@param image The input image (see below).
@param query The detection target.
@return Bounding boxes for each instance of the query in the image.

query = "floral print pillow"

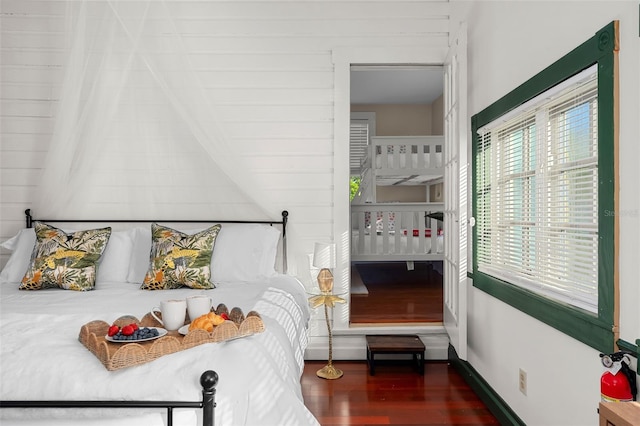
[141,223,221,290]
[20,222,112,291]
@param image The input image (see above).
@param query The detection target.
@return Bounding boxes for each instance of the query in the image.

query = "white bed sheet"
[0,276,319,426]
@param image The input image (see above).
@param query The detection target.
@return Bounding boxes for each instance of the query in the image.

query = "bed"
[351,135,445,263]
[0,210,320,426]
[351,204,443,262]
[366,135,444,181]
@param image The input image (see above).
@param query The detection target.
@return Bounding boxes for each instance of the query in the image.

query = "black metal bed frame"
[0,209,290,425]
[22,209,289,273]
[1,371,218,426]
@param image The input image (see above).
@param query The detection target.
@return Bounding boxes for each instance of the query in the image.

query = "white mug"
[187,295,212,322]
[151,299,186,331]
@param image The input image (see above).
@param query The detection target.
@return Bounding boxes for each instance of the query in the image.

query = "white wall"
[459,1,640,425]
[0,0,452,354]
[2,1,638,425]
[0,0,450,278]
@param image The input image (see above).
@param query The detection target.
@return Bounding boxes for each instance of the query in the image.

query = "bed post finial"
[25,209,33,228]
[281,210,288,233]
[281,211,289,274]
[201,370,218,426]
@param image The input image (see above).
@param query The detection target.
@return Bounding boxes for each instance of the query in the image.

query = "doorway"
[349,65,445,325]
[350,261,443,323]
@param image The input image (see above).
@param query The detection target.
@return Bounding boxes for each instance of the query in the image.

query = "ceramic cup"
[187,295,213,322]
[150,299,187,331]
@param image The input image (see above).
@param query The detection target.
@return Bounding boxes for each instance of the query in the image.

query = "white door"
[443,23,468,360]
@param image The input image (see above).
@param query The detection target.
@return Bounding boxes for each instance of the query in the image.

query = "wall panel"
[0,0,450,280]
[463,2,640,426]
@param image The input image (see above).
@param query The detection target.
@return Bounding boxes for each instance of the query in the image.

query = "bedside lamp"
[313,242,336,293]
[309,242,344,380]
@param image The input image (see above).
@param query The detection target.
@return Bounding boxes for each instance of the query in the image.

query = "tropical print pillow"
[20,222,112,291]
[141,223,221,290]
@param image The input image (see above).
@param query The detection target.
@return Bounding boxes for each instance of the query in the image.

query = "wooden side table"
[599,401,640,426]
[366,334,425,375]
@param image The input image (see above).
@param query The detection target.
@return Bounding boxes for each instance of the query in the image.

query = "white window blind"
[476,65,599,313]
[350,119,369,175]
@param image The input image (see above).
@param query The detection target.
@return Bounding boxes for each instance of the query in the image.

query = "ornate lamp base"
[309,289,345,380]
[316,364,343,380]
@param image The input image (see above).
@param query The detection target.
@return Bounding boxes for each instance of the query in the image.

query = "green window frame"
[471,22,618,353]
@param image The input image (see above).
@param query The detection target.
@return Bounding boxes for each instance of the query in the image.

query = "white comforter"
[0,276,319,426]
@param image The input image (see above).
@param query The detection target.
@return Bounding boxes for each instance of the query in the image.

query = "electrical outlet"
[519,368,527,395]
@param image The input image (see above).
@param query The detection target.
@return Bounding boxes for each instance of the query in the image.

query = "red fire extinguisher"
[600,351,637,402]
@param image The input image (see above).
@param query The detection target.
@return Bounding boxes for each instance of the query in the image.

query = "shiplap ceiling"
[351,65,444,105]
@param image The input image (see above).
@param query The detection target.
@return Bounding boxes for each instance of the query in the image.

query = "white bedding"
[0,276,319,426]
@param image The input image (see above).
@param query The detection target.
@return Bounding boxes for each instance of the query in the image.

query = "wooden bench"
[366,335,425,375]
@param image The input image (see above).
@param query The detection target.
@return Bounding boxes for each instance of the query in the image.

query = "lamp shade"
[313,242,336,269]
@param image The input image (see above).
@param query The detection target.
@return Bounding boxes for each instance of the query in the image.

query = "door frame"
[443,22,469,360]
[331,45,449,332]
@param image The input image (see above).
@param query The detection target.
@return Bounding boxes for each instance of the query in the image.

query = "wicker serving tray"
[78,304,265,371]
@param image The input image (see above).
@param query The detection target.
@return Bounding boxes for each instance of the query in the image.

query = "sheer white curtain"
[35,0,270,220]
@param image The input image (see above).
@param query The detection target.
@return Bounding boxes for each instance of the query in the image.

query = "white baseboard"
[305,330,450,361]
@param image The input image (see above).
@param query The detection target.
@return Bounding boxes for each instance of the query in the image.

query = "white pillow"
[211,224,281,282]
[126,227,152,283]
[126,224,282,284]
[0,228,36,283]
[96,229,135,284]
[0,227,135,285]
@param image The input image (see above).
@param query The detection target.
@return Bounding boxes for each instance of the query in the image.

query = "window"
[476,66,598,312]
[350,112,376,175]
[350,120,369,174]
[471,22,618,352]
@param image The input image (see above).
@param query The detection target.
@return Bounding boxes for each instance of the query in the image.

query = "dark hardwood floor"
[302,360,499,425]
[305,262,495,425]
[350,262,443,324]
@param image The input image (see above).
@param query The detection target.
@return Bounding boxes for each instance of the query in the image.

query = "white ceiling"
[350,66,444,105]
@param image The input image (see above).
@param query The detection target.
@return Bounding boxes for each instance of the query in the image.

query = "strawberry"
[108,325,120,337]
[129,323,139,331]
[121,325,135,336]
[220,312,229,321]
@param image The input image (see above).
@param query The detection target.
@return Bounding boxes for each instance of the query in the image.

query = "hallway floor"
[350,262,443,324]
